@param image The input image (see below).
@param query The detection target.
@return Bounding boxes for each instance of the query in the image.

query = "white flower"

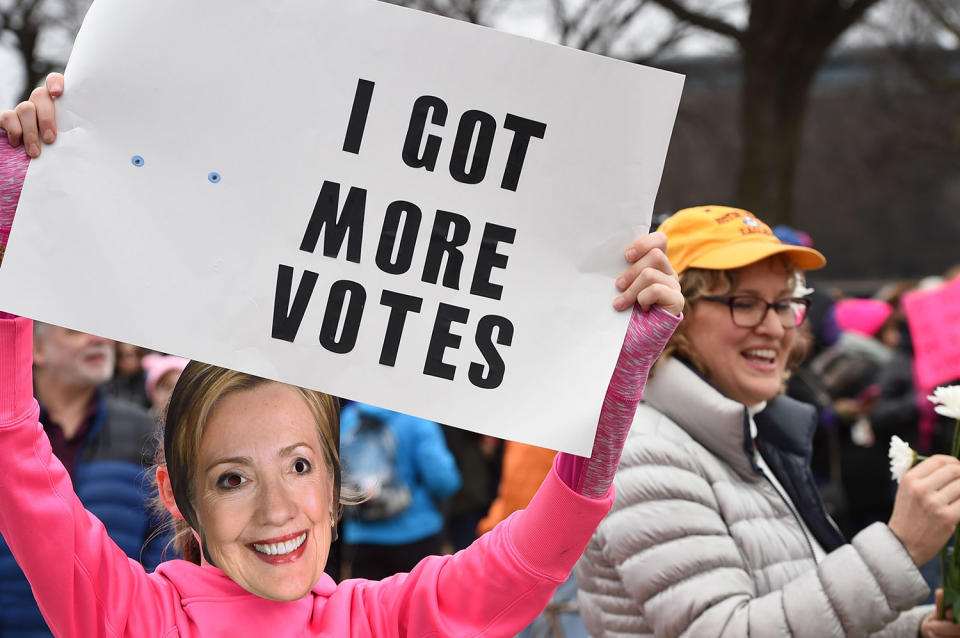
[888,435,916,482]
[928,385,960,420]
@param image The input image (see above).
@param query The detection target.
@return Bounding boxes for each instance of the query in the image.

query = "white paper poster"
[0,0,683,455]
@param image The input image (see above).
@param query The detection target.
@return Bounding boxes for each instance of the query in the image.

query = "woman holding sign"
[0,77,682,637]
[575,205,960,637]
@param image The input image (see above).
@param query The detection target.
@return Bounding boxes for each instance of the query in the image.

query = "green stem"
[952,418,960,459]
[948,419,960,621]
[943,546,949,619]
[954,527,960,584]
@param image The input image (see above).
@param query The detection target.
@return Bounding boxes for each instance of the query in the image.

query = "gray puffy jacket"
[575,357,931,637]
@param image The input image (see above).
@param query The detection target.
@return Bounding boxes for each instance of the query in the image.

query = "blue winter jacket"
[341,403,461,546]
[0,392,168,638]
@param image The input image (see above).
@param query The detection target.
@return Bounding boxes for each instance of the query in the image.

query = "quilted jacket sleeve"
[576,413,930,638]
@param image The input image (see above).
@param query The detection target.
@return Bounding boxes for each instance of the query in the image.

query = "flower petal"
[888,435,915,482]
[933,404,960,420]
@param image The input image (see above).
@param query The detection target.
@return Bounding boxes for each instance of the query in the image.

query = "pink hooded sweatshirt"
[0,134,680,637]
[0,315,613,637]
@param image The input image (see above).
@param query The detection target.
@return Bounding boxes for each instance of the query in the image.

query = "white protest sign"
[0,0,682,455]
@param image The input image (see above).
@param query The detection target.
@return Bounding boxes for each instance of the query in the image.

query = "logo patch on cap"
[739,216,772,236]
[713,211,742,224]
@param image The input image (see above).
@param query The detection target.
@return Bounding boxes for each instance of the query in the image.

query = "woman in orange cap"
[576,206,960,637]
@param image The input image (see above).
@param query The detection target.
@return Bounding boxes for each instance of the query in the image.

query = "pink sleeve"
[351,307,674,633]
[0,129,29,253]
[0,317,175,637]
[0,316,35,423]
[355,465,614,636]
[556,305,681,498]
[0,130,29,321]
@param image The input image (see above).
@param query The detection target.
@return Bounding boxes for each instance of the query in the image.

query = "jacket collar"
[645,358,843,551]
[754,397,817,459]
[644,357,760,481]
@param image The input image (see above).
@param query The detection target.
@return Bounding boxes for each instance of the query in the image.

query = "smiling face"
[193,382,333,601]
[684,258,796,406]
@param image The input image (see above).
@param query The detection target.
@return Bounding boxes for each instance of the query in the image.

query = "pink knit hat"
[142,353,190,402]
[0,131,30,251]
[833,298,893,337]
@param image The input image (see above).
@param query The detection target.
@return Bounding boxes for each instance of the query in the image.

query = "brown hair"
[659,257,811,384]
[154,362,342,564]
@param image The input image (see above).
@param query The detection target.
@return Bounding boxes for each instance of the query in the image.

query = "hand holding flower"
[887,455,960,566]
[890,385,960,623]
[921,590,960,637]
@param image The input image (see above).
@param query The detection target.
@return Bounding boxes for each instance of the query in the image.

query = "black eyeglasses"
[700,295,811,329]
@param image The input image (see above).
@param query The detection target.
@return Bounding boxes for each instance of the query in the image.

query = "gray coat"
[575,357,931,637]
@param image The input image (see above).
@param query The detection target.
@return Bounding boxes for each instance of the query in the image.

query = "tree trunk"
[736,45,820,226]
[15,21,41,104]
[731,0,883,227]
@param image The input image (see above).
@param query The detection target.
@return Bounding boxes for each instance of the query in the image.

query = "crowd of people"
[2,74,960,638]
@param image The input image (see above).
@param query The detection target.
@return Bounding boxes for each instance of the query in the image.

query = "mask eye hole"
[131,155,145,167]
[208,172,221,184]
[216,472,247,490]
[294,458,311,474]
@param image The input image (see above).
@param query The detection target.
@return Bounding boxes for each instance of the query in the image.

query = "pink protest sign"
[903,276,960,390]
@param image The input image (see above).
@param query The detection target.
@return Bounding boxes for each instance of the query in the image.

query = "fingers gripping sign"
[1,73,64,157]
[1,73,61,270]
[613,231,683,317]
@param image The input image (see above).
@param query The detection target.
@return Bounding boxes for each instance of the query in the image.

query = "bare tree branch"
[0,0,91,104]
[648,0,746,43]
[823,0,886,45]
[630,18,690,64]
[548,0,571,43]
[577,0,646,53]
[914,0,960,40]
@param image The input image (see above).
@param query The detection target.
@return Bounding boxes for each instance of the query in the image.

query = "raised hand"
[614,231,682,316]
[1,72,64,158]
[556,232,683,497]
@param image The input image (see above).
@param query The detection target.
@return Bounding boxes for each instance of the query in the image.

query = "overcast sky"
[1,0,956,110]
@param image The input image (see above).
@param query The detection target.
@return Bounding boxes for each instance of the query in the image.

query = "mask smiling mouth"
[251,531,308,557]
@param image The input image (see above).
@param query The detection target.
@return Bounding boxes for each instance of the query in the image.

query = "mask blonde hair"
[153,362,343,564]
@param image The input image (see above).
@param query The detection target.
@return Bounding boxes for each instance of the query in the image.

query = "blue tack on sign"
[131,155,144,167]
[208,172,221,184]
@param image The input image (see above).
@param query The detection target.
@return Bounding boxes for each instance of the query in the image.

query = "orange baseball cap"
[657,205,826,274]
